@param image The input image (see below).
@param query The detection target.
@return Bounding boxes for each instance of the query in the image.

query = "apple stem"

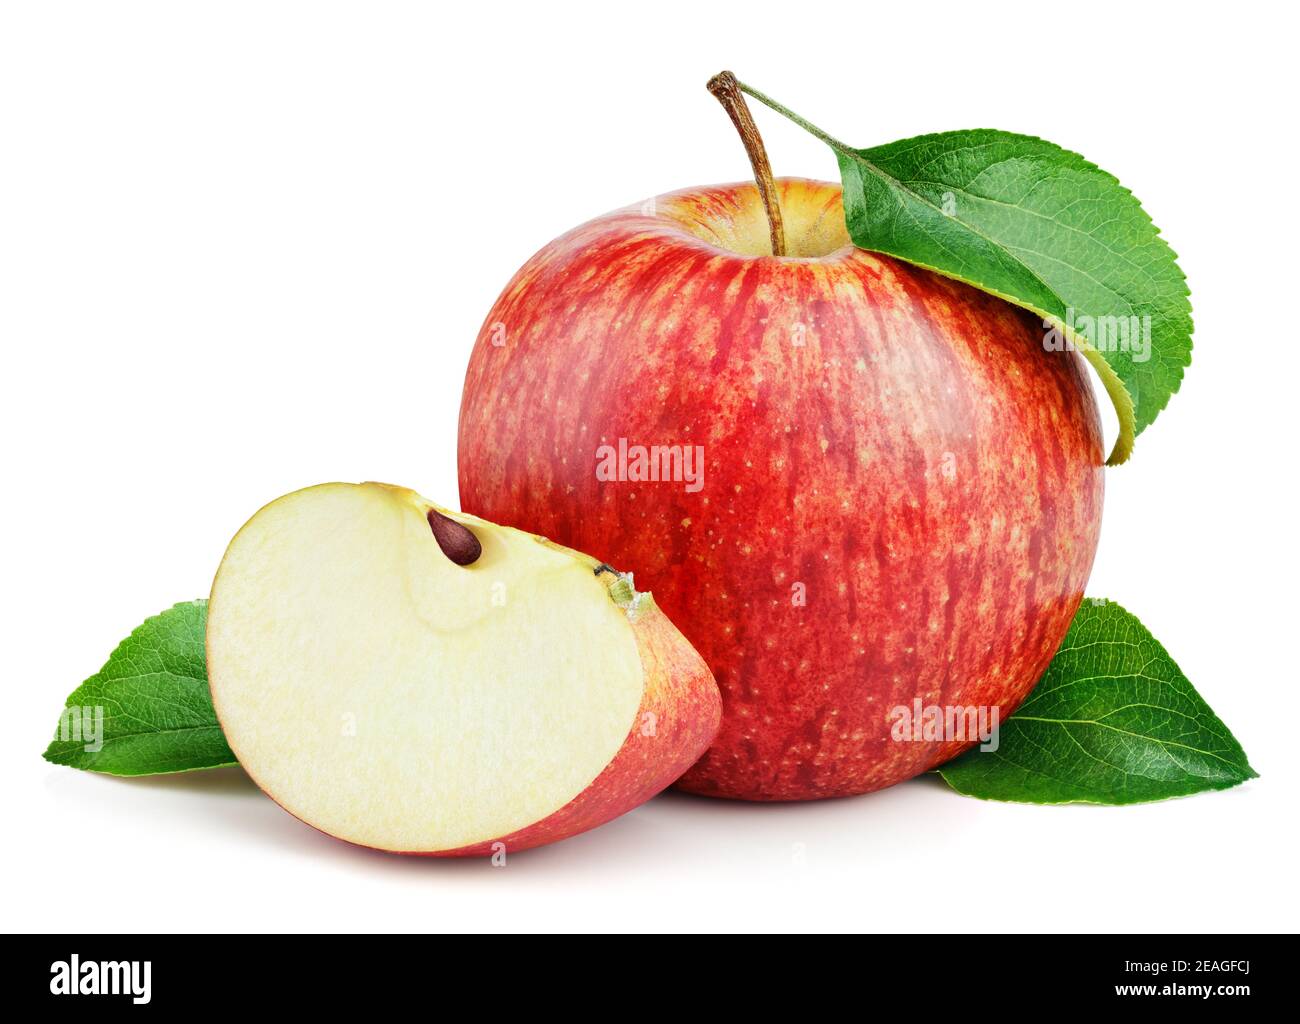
[707,71,787,258]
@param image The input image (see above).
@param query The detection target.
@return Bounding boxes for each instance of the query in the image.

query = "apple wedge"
[206,482,720,856]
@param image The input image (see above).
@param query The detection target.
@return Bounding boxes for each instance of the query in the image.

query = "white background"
[3,1,1296,933]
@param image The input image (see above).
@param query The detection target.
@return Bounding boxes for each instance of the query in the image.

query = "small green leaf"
[43,600,237,776]
[738,83,1193,465]
[937,600,1256,804]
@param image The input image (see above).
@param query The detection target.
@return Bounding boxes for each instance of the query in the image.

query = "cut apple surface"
[206,482,720,856]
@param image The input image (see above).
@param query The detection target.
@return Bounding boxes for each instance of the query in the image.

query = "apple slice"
[206,482,720,856]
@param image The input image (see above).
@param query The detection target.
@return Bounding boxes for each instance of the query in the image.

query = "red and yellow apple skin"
[458,178,1105,801]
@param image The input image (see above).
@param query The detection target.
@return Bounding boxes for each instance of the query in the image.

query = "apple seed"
[427,508,482,565]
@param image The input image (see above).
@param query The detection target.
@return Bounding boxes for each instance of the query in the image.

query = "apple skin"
[458,178,1104,801]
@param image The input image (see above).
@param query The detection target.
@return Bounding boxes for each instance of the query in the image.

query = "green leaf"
[43,600,237,776]
[937,600,1256,804]
[738,83,1193,466]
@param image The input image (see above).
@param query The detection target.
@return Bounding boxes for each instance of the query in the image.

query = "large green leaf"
[43,600,237,776]
[937,600,1256,804]
[739,83,1193,465]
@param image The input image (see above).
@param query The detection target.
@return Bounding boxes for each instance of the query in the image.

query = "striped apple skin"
[459,178,1104,801]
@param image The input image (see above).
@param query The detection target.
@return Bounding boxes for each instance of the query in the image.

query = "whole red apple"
[459,178,1104,801]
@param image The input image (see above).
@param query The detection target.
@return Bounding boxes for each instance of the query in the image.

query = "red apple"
[459,178,1104,801]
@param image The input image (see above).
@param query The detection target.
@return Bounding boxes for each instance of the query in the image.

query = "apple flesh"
[458,178,1105,801]
[206,482,720,854]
